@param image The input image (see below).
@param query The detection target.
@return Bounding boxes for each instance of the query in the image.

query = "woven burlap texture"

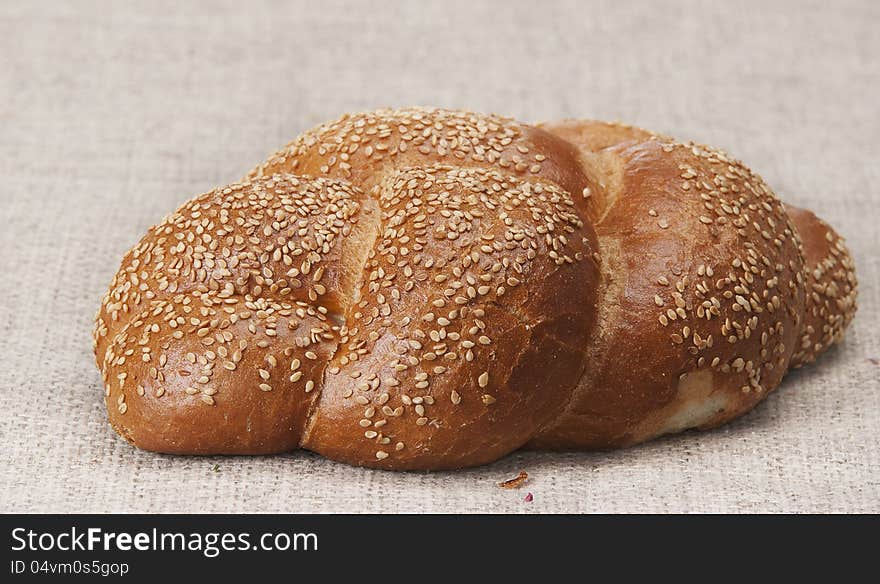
[1,0,877,513]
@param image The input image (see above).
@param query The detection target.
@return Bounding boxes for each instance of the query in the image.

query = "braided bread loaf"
[94,108,857,469]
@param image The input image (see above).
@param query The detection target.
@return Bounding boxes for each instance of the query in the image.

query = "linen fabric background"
[1,0,877,513]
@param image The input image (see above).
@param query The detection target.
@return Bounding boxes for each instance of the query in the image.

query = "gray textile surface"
[0,0,877,513]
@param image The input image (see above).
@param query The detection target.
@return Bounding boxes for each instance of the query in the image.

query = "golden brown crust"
[302,166,597,469]
[249,108,596,213]
[94,175,376,454]
[529,120,807,449]
[96,108,602,468]
[785,205,858,367]
[95,108,857,467]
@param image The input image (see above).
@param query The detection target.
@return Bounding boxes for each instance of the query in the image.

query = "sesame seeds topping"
[790,220,858,368]
[96,108,600,466]
[97,108,848,467]
[251,107,554,190]
[301,157,592,463]
[626,138,808,399]
[94,174,362,433]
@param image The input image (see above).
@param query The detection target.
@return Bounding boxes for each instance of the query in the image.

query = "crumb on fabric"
[499,470,529,489]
